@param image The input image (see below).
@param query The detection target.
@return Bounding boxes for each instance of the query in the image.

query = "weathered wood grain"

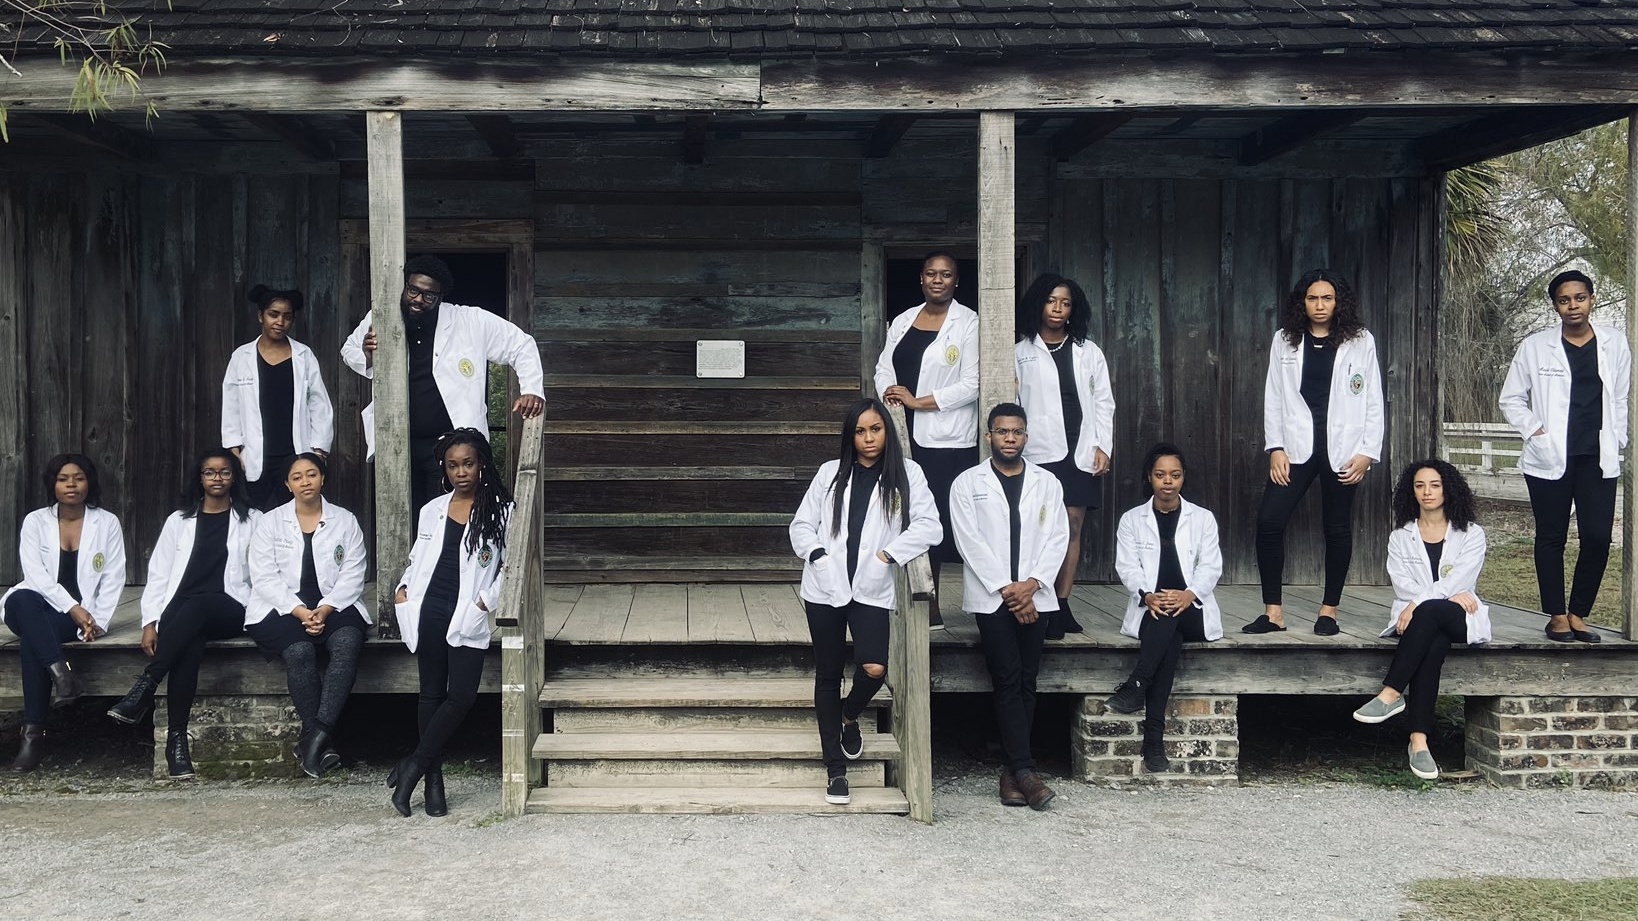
[0,178,25,582]
[544,479,807,515]
[366,112,410,635]
[977,113,1017,442]
[77,173,137,571]
[689,584,755,644]
[543,340,857,378]
[1626,111,1638,640]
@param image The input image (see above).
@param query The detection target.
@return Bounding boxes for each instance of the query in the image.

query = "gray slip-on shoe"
[1352,695,1406,724]
[1407,745,1440,781]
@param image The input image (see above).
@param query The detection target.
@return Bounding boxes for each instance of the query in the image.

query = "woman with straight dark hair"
[107,449,260,779]
[1103,443,1224,774]
[1246,268,1384,636]
[247,452,369,778]
[790,398,941,806]
[3,454,126,771]
[1499,269,1630,642]
[1353,460,1490,780]
[1014,272,1115,639]
[388,429,514,817]
[222,284,335,511]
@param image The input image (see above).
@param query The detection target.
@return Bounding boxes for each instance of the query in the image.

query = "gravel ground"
[3,770,1635,921]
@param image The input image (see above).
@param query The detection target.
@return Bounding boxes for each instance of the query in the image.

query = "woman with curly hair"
[1244,269,1384,636]
[1352,459,1490,780]
[1013,273,1115,639]
[388,429,514,817]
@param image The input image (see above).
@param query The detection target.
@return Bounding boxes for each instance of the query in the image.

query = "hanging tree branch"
[0,1,169,142]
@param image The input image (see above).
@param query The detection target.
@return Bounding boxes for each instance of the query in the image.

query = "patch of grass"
[472,809,507,828]
[1404,877,1638,921]
[1478,534,1622,628]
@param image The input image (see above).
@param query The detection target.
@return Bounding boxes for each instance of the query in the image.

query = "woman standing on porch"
[790,399,941,806]
[873,251,980,630]
[1352,460,1489,780]
[1103,443,1223,774]
[1498,270,1629,643]
[3,454,126,772]
[388,429,513,817]
[222,285,335,512]
[1014,273,1115,639]
[1245,269,1383,637]
[247,453,369,779]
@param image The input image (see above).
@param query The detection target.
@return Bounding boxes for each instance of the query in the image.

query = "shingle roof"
[54,1,1638,58]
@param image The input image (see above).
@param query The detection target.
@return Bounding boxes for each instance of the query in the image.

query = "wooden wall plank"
[1161,178,1227,534]
[1101,179,1165,526]
[77,173,138,573]
[25,176,82,484]
[0,176,26,582]
[977,113,1018,438]
[191,175,241,454]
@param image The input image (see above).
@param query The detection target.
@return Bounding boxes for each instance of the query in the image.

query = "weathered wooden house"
[3,2,1637,816]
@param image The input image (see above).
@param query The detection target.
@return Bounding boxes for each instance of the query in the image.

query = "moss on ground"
[1404,877,1638,921]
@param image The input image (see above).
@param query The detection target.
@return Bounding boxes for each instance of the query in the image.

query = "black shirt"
[422,516,467,618]
[1300,332,1336,431]
[1563,336,1602,459]
[1154,505,1187,593]
[175,510,230,599]
[845,462,884,583]
[893,326,938,440]
[257,353,296,459]
[59,549,82,604]
[995,463,1025,582]
[298,531,322,609]
[1425,539,1445,583]
[1048,340,1082,462]
[406,306,455,440]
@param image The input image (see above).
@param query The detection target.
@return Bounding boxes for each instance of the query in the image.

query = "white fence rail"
[1441,422,1523,476]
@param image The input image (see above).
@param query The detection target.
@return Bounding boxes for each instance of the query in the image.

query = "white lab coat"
[139,508,261,629]
[872,302,980,449]
[1015,336,1116,472]
[1113,498,1225,641]
[220,338,335,482]
[1381,521,1491,645]
[247,499,369,626]
[1498,323,1631,480]
[789,459,943,610]
[342,302,545,455]
[2,506,126,636]
[394,493,510,653]
[949,460,1068,614]
[1263,330,1385,469]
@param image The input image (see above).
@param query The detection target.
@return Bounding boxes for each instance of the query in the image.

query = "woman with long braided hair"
[387,428,513,817]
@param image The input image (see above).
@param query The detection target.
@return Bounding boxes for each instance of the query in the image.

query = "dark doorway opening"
[884,255,981,322]
[421,250,512,466]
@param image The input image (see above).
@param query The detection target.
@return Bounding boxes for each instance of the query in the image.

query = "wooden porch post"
[1623,109,1638,641]
[366,111,410,635]
[977,112,1017,456]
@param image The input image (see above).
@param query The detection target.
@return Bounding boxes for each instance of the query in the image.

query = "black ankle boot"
[11,724,44,772]
[166,730,196,779]
[1057,599,1085,634]
[108,674,160,725]
[1142,720,1171,774]
[423,764,448,817]
[388,756,427,817]
[300,727,337,779]
[47,660,83,707]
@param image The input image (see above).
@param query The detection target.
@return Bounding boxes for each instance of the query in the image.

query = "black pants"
[1525,455,1617,617]
[145,593,245,732]
[2,590,80,724]
[976,606,1047,774]
[413,607,486,765]
[1257,439,1358,606]
[410,435,447,514]
[246,453,296,512]
[1130,606,1208,730]
[281,625,364,731]
[805,600,891,776]
[1382,599,1468,736]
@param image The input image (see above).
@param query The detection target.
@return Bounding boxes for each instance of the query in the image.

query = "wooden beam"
[242,112,335,161]
[465,113,524,159]
[1421,105,1631,171]
[23,113,152,161]
[1239,111,1364,166]
[860,243,885,397]
[977,112,1016,457]
[863,114,918,159]
[681,114,708,164]
[1049,113,1135,161]
[366,111,409,638]
[1624,108,1638,642]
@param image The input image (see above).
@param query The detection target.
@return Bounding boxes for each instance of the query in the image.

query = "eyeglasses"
[404,285,443,306]
[201,469,234,480]
[989,428,1027,438]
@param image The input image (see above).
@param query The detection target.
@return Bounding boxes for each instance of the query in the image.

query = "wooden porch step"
[532,730,901,761]
[541,677,888,709]
[524,785,910,815]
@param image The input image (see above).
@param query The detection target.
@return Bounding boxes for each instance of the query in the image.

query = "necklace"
[1044,336,1069,353]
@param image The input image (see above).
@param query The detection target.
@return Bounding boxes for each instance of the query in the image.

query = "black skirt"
[910,443,979,565]
[1040,457,1101,509]
[246,605,371,658]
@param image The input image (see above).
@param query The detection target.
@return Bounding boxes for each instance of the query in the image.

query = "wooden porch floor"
[544,577,1634,650]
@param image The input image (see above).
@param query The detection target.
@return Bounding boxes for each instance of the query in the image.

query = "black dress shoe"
[1055,599,1085,634]
[1314,616,1340,637]
[424,765,449,817]
[1572,628,1602,644]
[11,724,44,772]
[389,756,427,817]
[1545,623,1576,642]
[1242,615,1287,634]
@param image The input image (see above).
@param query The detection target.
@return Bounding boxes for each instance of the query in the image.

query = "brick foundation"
[1072,695,1239,785]
[1465,696,1638,790]
[153,694,302,780]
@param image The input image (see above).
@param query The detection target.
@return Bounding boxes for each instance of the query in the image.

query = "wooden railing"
[884,403,934,823]
[1441,422,1523,476]
[495,412,547,817]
